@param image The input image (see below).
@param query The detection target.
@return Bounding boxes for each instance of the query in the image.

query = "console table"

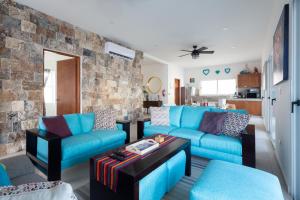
[143,100,162,114]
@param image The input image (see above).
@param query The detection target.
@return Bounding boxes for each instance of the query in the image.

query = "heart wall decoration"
[224,67,231,74]
[215,70,220,75]
[202,69,210,76]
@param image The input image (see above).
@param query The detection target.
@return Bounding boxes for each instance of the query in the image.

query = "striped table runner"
[96,134,177,192]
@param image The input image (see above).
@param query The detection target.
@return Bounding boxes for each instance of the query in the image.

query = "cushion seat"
[62,134,102,160]
[144,125,178,137]
[200,134,242,156]
[90,129,126,146]
[190,160,284,200]
[169,128,205,147]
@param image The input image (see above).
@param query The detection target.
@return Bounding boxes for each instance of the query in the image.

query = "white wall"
[261,0,292,192]
[141,63,168,104]
[168,65,184,105]
[184,60,261,88]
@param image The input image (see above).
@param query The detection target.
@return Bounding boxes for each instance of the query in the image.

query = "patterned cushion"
[0,181,77,200]
[94,109,117,130]
[223,112,250,137]
[150,107,170,126]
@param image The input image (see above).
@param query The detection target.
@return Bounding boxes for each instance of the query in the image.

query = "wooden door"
[174,79,180,105]
[57,58,80,115]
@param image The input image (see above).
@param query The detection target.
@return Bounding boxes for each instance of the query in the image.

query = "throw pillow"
[0,163,11,187]
[42,116,72,138]
[199,112,226,134]
[150,107,170,126]
[94,109,117,130]
[0,181,77,200]
[222,112,250,137]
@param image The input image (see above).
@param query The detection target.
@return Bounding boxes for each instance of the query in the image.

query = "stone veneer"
[0,0,144,156]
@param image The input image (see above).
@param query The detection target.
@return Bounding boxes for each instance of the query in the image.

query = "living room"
[1,0,300,200]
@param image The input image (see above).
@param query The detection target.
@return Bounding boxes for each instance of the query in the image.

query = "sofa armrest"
[241,124,255,168]
[116,120,131,144]
[137,118,151,139]
[26,129,61,181]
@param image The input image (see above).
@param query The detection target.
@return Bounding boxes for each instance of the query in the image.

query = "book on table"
[126,139,159,155]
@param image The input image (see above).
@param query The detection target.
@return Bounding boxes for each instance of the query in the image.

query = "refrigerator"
[181,86,199,105]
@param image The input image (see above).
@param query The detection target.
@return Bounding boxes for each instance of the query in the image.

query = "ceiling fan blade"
[178,53,190,57]
[180,50,192,52]
[200,51,214,54]
[197,47,208,51]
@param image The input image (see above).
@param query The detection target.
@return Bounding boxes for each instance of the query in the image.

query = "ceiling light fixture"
[223,27,229,31]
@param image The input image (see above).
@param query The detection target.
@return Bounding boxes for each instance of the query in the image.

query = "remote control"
[114,151,127,158]
[109,154,125,161]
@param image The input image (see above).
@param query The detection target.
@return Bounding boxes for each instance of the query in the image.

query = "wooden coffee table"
[90,135,191,200]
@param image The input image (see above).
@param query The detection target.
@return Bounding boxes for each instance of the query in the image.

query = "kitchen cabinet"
[226,100,262,116]
[238,73,261,88]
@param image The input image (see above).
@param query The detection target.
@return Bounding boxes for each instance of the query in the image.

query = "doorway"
[174,79,181,105]
[43,50,80,116]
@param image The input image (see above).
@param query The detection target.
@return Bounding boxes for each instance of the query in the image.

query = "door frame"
[291,0,300,198]
[174,79,181,105]
[43,49,81,115]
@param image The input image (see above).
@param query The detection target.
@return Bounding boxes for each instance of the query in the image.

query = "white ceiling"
[17,0,275,68]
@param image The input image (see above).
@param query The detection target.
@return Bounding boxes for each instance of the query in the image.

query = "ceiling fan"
[179,45,214,59]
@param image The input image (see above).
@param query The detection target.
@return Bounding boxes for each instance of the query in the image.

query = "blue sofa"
[138,106,255,167]
[26,113,130,181]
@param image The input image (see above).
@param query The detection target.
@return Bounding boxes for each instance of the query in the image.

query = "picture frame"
[273,4,289,85]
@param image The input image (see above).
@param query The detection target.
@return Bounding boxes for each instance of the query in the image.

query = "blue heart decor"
[224,67,231,74]
[202,69,210,76]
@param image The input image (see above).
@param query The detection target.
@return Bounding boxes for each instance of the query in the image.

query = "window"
[200,80,217,95]
[200,79,236,95]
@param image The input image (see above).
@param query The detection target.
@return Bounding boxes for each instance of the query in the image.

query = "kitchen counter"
[227,98,262,102]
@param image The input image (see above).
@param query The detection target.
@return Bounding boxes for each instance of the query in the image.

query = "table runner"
[96,134,177,192]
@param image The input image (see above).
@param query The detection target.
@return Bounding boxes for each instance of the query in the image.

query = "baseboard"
[274,149,291,194]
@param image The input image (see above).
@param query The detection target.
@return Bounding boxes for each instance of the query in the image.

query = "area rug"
[74,156,208,200]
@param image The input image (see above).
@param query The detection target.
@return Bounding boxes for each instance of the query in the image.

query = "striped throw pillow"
[150,107,170,126]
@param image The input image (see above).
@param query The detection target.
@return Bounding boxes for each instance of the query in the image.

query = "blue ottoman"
[190,160,284,200]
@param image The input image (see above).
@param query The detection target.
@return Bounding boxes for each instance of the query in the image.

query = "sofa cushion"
[144,125,177,137]
[150,107,170,126]
[63,114,82,135]
[0,181,77,200]
[169,128,205,146]
[62,134,102,160]
[94,109,117,130]
[190,160,284,200]
[38,117,47,131]
[223,112,250,137]
[80,112,95,133]
[169,106,184,127]
[181,106,210,129]
[0,163,11,186]
[91,130,126,146]
[199,112,226,134]
[42,116,72,138]
[200,134,242,156]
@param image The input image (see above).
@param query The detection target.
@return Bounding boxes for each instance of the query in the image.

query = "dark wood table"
[90,136,191,200]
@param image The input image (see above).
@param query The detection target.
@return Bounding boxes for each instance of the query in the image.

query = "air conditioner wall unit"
[104,42,135,60]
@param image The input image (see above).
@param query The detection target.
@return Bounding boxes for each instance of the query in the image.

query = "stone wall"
[0,0,144,156]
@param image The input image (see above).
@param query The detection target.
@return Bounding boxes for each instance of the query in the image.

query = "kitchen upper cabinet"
[238,73,261,88]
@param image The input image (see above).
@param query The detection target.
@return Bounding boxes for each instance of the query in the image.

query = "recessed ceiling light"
[223,27,229,31]
[231,46,236,49]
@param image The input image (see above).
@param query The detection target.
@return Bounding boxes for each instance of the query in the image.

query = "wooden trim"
[26,129,62,181]
[116,120,131,144]
[43,49,81,114]
[137,118,150,139]
[241,124,256,167]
